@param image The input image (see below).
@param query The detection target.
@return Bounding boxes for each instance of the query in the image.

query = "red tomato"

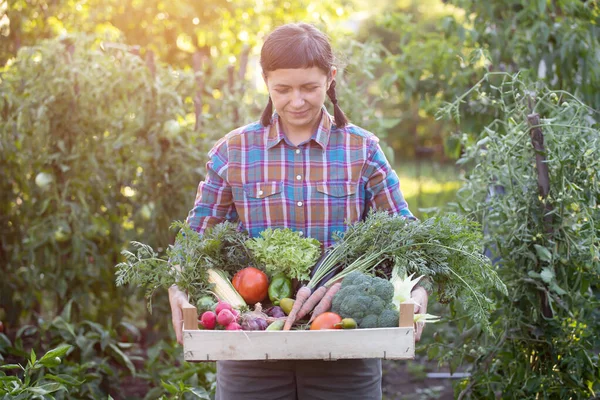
[232,267,269,304]
[310,312,343,330]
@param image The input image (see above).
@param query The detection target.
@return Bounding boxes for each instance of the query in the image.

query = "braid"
[260,96,274,127]
[326,80,348,128]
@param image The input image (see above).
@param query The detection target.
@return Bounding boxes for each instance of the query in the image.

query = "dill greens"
[115,221,253,310]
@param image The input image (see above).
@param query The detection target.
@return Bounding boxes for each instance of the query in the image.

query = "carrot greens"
[310,211,507,331]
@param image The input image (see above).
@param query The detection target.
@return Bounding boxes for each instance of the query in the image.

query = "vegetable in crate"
[239,303,270,331]
[279,298,294,315]
[266,319,285,331]
[196,295,217,314]
[208,269,246,309]
[330,271,400,329]
[232,267,269,305]
[265,306,286,318]
[268,273,293,305]
[200,311,217,330]
[115,221,251,310]
[310,312,342,330]
[294,211,507,332]
[335,318,357,329]
[245,228,321,281]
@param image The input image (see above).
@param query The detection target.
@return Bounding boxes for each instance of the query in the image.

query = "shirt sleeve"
[185,137,239,234]
[362,139,415,219]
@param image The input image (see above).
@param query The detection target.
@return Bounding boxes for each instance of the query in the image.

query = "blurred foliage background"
[1,0,599,398]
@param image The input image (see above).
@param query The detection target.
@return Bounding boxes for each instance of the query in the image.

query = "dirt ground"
[382,359,457,400]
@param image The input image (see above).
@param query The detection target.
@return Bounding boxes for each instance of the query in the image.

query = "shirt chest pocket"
[233,181,285,226]
[316,182,357,198]
[244,181,284,199]
[312,181,361,225]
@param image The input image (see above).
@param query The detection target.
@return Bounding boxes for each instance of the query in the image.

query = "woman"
[169,22,428,400]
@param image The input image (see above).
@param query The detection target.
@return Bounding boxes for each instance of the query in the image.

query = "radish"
[226,322,242,330]
[215,300,232,315]
[200,311,217,330]
[217,309,235,326]
[231,309,240,321]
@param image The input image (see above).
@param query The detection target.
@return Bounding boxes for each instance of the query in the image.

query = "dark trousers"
[215,359,382,400]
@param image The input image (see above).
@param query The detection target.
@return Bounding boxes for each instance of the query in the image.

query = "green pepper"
[268,273,293,306]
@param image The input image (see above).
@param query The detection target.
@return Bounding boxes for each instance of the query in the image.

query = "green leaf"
[534,244,552,262]
[30,348,36,365]
[0,333,12,352]
[538,0,546,14]
[45,374,85,387]
[38,344,71,367]
[108,343,136,376]
[40,356,62,368]
[540,267,554,284]
[188,387,211,399]
[549,282,567,296]
[26,382,64,395]
[527,270,541,279]
[60,299,73,321]
[0,364,23,370]
[161,380,179,394]
[51,316,76,340]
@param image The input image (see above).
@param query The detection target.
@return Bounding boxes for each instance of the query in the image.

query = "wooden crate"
[182,303,415,362]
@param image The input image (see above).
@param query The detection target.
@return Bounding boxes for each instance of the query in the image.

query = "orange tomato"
[232,267,269,304]
[310,312,343,330]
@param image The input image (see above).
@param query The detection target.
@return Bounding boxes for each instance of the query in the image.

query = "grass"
[393,160,463,219]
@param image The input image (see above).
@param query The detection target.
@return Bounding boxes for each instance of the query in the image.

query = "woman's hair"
[259,23,348,128]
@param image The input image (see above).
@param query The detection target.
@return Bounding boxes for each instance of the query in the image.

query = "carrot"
[283,286,313,330]
[309,282,342,323]
[296,286,327,321]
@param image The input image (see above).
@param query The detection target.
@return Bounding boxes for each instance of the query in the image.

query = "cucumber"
[266,319,285,331]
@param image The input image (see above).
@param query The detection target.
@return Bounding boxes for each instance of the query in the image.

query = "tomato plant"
[434,72,600,399]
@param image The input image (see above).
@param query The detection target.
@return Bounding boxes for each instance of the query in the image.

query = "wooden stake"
[528,112,554,319]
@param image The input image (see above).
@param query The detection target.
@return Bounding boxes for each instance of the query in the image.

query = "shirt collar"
[266,106,333,150]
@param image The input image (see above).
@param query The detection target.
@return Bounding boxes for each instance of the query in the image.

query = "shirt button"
[296,175,302,181]
[298,231,304,236]
[297,201,303,207]
[295,149,301,154]
[258,190,263,196]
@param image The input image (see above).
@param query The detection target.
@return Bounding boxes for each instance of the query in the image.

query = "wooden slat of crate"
[182,302,415,362]
[183,327,414,361]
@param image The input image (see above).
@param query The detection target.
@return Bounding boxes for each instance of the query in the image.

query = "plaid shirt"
[186,108,413,248]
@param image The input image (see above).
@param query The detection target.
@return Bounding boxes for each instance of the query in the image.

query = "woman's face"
[265,66,336,134]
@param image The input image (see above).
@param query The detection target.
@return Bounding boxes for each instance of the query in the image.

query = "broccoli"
[331,271,400,328]
[378,308,400,327]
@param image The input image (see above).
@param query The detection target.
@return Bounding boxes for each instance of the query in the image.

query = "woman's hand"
[168,284,192,345]
[410,286,429,342]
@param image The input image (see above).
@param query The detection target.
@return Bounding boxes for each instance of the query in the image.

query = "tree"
[1,0,350,66]
[450,0,600,109]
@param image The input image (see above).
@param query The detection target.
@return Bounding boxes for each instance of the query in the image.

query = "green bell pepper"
[268,273,293,306]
